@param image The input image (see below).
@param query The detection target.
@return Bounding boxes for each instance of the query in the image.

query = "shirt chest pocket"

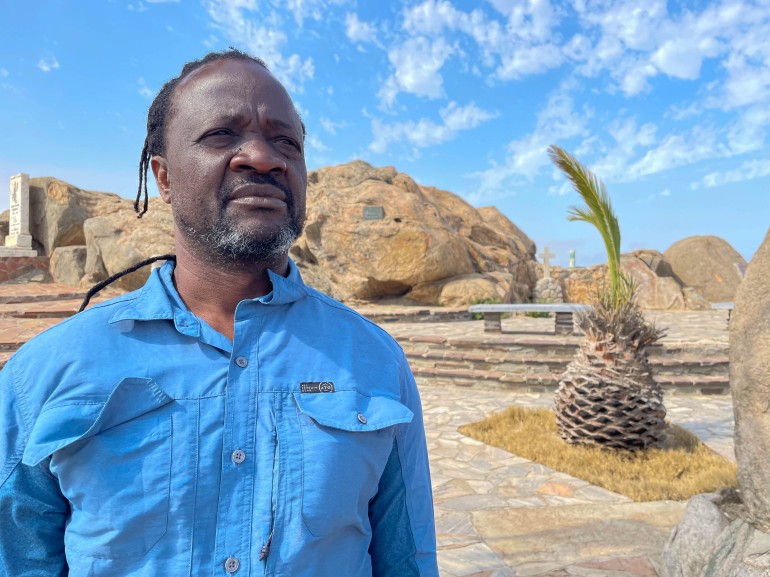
[23,377,174,559]
[292,390,413,537]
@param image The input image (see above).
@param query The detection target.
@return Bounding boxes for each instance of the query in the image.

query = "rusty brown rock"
[27,177,125,256]
[664,236,746,303]
[81,197,175,292]
[555,254,694,310]
[292,161,537,305]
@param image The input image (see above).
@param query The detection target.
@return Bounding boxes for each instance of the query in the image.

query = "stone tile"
[438,542,513,576]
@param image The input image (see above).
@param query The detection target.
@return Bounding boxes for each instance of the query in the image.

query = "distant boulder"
[556,251,707,310]
[664,236,746,303]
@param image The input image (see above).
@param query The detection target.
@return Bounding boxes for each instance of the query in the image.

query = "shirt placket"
[214,312,262,576]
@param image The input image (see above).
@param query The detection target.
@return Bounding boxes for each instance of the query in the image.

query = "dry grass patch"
[459,406,737,502]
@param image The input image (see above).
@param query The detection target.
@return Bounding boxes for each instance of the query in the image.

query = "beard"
[177,174,305,266]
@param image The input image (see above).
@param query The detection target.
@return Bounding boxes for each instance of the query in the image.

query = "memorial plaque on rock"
[362,206,385,221]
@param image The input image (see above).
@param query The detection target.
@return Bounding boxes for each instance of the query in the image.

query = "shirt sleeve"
[368,359,439,577]
[0,358,69,577]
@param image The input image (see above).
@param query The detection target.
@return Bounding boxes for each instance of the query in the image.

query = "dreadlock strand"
[136,139,149,218]
[78,254,177,312]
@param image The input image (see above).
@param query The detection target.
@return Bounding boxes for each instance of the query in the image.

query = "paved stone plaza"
[0,284,737,576]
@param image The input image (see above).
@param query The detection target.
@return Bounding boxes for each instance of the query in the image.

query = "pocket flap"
[23,377,173,466]
[294,390,413,431]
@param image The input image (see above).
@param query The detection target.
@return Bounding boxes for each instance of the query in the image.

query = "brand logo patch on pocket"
[300,381,335,393]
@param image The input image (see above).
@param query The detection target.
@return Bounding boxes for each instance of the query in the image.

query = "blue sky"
[1,0,768,267]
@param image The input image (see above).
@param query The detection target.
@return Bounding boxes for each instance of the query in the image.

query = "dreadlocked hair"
[78,254,176,312]
[135,48,270,218]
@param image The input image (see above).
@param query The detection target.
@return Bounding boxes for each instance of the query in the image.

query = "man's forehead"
[171,59,299,122]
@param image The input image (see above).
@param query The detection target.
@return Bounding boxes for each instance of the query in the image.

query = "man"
[0,50,439,576]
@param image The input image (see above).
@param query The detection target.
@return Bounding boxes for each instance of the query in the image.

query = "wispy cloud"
[345,12,378,45]
[694,157,770,189]
[369,101,496,154]
[378,36,453,108]
[202,0,314,91]
[138,77,154,99]
[319,117,348,135]
[0,68,8,77]
[471,85,588,194]
[37,56,59,73]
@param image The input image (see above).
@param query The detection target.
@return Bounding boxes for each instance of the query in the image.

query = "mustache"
[219,174,295,208]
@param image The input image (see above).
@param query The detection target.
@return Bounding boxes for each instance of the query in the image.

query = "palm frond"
[548,144,626,309]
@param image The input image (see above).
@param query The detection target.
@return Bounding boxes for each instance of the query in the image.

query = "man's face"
[153,59,307,265]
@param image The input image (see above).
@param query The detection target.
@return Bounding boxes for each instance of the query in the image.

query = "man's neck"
[171,242,289,341]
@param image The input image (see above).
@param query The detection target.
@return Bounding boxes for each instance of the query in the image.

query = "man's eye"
[276,137,300,150]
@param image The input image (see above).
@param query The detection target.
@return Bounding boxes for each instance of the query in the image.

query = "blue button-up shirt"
[0,260,438,576]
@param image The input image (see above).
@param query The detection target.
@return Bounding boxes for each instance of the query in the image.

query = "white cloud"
[369,101,496,154]
[590,117,658,180]
[625,127,727,179]
[402,0,463,36]
[345,12,378,45]
[439,101,495,131]
[306,134,329,153]
[650,37,719,80]
[138,77,154,99]
[0,68,7,77]
[695,158,770,189]
[146,0,180,3]
[727,105,770,155]
[319,117,348,135]
[202,0,314,91]
[660,188,671,196]
[37,56,60,73]
[280,0,350,25]
[495,42,563,80]
[379,36,453,107]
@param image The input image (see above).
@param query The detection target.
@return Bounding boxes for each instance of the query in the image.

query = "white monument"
[1,173,38,257]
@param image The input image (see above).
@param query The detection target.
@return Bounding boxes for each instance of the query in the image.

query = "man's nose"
[229,137,287,174]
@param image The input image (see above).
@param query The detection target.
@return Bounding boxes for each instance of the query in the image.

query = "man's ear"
[151,155,172,204]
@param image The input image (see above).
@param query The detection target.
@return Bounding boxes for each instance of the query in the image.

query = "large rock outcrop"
[661,227,770,576]
[664,236,747,303]
[81,197,175,291]
[291,161,537,305]
[27,177,126,256]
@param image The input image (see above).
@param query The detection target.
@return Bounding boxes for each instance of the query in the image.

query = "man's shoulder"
[300,287,403,348]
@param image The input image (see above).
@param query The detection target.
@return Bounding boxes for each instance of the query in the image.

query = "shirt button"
[235,356,248,368]
[357,413,367,424]
[231,449,246,464]
[224,556,240,573]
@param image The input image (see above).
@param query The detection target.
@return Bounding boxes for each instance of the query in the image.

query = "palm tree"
[547,145,667,451]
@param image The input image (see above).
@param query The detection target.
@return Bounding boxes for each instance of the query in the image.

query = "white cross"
[539,247,555,277]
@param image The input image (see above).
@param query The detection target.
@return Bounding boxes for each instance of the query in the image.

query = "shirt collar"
[109,257,309,326]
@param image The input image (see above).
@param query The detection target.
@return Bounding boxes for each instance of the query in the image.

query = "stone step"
[411,366,731,395]
[0,299,86,318]
[404,348,729,376]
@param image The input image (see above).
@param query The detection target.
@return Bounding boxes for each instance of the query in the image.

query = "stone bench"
[712,302,734,323]
[468,304,592,335]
